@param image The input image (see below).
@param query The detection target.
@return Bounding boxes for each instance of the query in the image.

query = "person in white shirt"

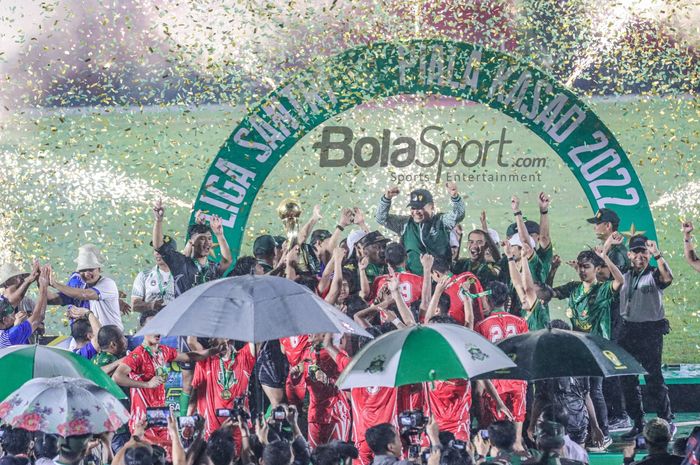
[131,236,176,313]
[48,245,123,330]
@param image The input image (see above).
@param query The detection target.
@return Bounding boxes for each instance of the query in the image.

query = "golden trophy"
[277,199,310,271]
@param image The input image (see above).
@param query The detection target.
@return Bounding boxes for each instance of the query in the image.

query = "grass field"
[1,95,698,362]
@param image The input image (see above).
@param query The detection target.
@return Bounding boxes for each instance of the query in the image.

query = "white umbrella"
[137,275,371,341]
[337,323,515,389]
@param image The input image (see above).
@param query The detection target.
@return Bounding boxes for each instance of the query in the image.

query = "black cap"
[358,231,390,248]
[407,189,433,209]
[151,235,177,251]
[253,235,277,256]
[628,235,649,251]
[506,220,540,237]
[310,229,332,245]
[587,208,620,225]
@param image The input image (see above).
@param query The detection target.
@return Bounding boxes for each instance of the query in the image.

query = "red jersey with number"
[280,335,311,367]
[192,344,255,438]
[476,312,528,392]
[123,345,178,447]
[444,272,485,325]
[424,380,472,440]
[305,348,350,423]
[335,352,399,443]
[370,272,423,305]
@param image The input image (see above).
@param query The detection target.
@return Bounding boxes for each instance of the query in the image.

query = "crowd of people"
[1,181,699,465]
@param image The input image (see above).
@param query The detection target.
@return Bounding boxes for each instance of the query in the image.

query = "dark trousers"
[605,301,627,420]
[619,320,672,426]
[590,376,609,436]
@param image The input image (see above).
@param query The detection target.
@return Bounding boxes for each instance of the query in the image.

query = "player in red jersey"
[429,257,487,325]
[475,281,529,450]
[302,333,352,448]
[190,339,256,452]
[280,334,311,409]
[365,243,423,307]
[324,330,399,465]
[113,311,221,453]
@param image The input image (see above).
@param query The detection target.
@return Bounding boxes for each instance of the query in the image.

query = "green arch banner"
[192,39,655,259]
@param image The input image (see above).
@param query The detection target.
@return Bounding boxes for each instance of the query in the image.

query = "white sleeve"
[94,277,120,301]
[131,272,146,300]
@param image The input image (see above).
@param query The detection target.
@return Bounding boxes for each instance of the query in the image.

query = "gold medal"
[221,389,232,400]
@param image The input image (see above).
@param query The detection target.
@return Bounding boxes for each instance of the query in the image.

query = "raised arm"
[537,192,551,250]
[519,243,539,309]
[325,248,345,304]
[376,187,409,235]
[457,282,475,329]
[441,182,465,229]
[419,254,434,319]
[297,205,322,245]
[352,207,371,233]
[28,266,49,331]
[388,276,416,326]
[327,208,354,254]
[152,198,165,250]
[595,233,625,291]
[69,306,102,350]
[511,195,534,258]
[49,270,99,301]
[5,261,39,307]
[424,275,450,323]
[683,221,700,272]
[358,257,371,301]
[646,240,673,285]
[210,215,232,273]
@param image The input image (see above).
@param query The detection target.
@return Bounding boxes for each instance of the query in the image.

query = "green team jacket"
[375,194,465,275]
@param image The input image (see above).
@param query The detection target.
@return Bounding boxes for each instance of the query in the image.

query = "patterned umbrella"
[336,323,515,389]
[0,344,126,401]
[0,377,129,436]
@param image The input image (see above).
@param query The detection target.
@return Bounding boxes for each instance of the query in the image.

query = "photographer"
[473,421,531,465]
[366,423,413,465]
[622,418,682,465]
[311,441,359,465]
[255,405,310,465]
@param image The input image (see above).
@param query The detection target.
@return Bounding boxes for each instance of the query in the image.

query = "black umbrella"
[477,328,647,380]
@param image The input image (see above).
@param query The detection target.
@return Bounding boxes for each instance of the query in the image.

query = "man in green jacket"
[375,182,465,275]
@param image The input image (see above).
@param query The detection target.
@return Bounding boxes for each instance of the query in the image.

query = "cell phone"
[178,415,197,429]
[216,408,232,417]
[480,430,489,439]
[273,406,287,421]
[146,407,169,428]
[635,435,646,449]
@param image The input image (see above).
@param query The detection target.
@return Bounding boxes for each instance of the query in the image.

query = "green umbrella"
[481,328,648,380]
[336,323,515,389]
[0,345,126,401]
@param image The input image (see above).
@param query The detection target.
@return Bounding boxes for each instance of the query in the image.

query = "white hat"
[0,263,27,287]
[75,247,103,271]
[487,228,501,245]
[346,230,368,258]
[78,244,105,262]
[508,234,536,249]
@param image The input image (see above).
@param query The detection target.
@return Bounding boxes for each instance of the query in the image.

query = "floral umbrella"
[0,377,129,436]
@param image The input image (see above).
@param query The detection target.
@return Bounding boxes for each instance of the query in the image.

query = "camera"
[398,410,428,432]
[635,435,646,449]
[272,405,287,422]
[233,397,251,421]
[145,407,169,428]
[216,408,233,418]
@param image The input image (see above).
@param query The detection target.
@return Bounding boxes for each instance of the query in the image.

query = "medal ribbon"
[155,268,170,298]
[218,352,237,393]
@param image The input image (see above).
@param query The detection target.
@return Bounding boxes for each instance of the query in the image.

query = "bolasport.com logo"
[313,125,546,184]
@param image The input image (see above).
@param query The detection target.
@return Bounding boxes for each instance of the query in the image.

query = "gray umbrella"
[136,275,372,341]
